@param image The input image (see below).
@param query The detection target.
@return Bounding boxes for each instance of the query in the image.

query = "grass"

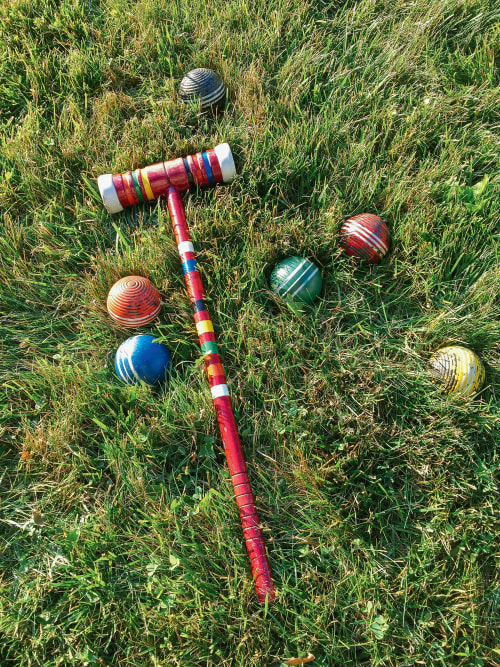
[0,0,499,664]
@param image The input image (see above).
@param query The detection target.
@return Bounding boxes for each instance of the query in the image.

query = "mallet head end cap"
[98,174,124,214]
[214,143,236,182]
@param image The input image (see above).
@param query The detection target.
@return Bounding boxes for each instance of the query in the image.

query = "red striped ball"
[340,213,390,263]
[107,276,161,327]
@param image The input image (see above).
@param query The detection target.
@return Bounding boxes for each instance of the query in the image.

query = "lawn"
[0,0,499,665]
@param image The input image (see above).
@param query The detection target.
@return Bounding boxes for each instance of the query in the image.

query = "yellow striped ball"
[428,345,486,397]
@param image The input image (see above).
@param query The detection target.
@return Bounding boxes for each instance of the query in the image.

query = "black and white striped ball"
[179,68,226,111]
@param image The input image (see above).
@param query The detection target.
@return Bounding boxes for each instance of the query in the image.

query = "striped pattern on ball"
[107,276,161,327]
[429,345,486,397]
[114,335,171,386]
[340,213,390,263]
[270,256,322,305]
[179,68,226,109]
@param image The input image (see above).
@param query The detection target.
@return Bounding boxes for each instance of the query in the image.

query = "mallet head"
[98,143,236,214]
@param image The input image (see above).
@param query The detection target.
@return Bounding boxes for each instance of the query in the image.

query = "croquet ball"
[114,335,171,386]
[107,276,161,327]
[270,256,322,305]
[340,213,390,263]
[428,345,486,397]
[179,68,226,110]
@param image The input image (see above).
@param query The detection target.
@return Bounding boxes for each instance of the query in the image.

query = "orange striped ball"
[340,213,390,263]
[107,276,161,327]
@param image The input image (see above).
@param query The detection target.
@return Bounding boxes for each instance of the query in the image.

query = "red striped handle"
[166,186,276,603]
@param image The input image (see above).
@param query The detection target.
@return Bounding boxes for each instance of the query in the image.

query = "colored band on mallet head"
[97,143,236,214]
[202,153,214,185]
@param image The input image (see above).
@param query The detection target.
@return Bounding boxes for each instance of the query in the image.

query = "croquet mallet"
[98,144,276,603]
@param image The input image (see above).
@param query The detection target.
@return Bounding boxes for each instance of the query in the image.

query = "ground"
[0,1,499,665]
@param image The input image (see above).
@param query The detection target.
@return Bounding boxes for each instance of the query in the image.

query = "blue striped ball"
[114,335,171,386]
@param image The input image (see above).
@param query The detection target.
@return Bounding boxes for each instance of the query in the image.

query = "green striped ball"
[270,256,322,305]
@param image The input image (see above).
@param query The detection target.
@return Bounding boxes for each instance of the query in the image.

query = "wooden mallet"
[98,144,276,603]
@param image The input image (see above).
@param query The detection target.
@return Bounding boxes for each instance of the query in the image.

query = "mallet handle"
[166,186,276,604]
